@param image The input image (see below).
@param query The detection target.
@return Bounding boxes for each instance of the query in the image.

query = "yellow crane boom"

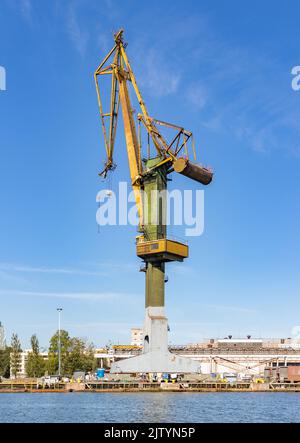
[94,29,213,230]
[93,29,213,374]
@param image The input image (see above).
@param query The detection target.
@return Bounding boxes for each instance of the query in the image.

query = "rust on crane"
[173,157,213,185]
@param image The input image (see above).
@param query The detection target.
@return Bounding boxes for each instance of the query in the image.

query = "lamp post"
[57,308,63,378]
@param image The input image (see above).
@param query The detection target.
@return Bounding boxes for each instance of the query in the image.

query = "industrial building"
[107,335,300,380]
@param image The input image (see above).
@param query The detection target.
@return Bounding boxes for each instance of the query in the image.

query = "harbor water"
[0,392,300,423]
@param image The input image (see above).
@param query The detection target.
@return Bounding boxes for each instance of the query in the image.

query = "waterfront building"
[130,328,143,347]
[10,349,48,378]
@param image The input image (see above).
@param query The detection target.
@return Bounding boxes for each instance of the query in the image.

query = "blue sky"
[0,0,300,349]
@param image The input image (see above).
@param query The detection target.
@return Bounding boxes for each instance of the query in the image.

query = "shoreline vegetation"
[0,330,101,380]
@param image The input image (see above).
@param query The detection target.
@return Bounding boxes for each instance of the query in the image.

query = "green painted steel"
[144,158,167,308]
[145,261,165,308]
[143,157,167,241]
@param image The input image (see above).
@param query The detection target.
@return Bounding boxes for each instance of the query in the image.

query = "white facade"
[10,350,48,378]
[130,328,143,347]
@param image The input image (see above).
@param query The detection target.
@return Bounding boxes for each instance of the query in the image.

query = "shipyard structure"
[94,332,300,383]
[8,329,300,383]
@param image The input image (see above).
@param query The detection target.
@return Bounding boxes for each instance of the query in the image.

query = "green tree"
[10,333,22,378]
[25,334,46,378]
[31,334,39,354]
[47,331,96,376]
[64,338,96,376]
[47,330,72,375]
[0,346,12,378]
[83,341,97,373]
[45,354,57,376]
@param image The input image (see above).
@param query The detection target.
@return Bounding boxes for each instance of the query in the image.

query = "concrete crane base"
[110,307,201,374]
[110,350,201,374]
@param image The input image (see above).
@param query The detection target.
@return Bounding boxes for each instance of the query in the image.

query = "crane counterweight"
[174,157,213,185]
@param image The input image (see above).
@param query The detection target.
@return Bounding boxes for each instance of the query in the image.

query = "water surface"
[0,392,299,423]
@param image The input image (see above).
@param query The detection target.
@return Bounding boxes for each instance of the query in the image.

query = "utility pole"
[57,308,63,378]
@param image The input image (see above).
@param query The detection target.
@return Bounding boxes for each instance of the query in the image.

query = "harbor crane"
[94,29,213,373]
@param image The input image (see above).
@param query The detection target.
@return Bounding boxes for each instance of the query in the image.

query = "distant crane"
[94,29,213,373]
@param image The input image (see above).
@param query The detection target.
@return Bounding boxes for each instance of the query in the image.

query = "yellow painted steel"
[136,239,188,260]
[112,345,142,350]
[116,67,144,223]
[94,29,209,235]
[119,45,171,157]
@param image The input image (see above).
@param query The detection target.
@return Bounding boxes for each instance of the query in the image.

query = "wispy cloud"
[5,0,33,22]
[0,269,30,286]
[0,261,140,279]
[0,262,105,277]
[141,49,180,97]
[205,304,256,314]
[66,321,137,329]
[185,83,207,110]
[66,2,89,56]
[19,0,32,22]
[95,261,137,272]
[96,30,110,53]
[133,45,181,98]
[133,11,300,155]
[0,289,131,301]
[180,18,300,155]
[168,264,194,276]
